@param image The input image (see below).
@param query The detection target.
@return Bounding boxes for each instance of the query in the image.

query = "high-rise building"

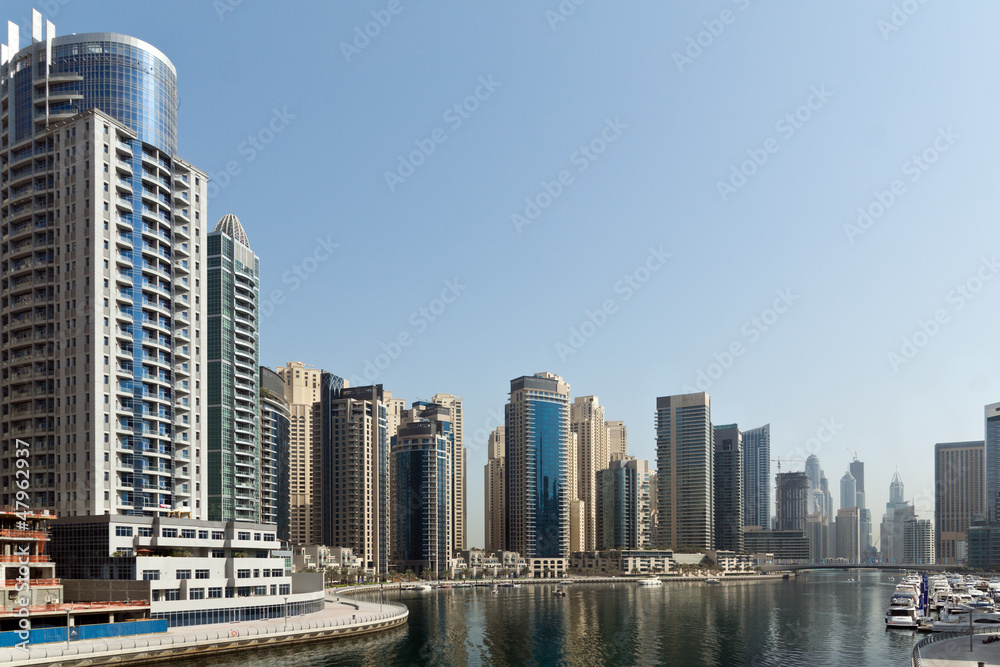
[902,518,934,564]
[649,471,658,547]
[656,392,713,550]
[484,426,505,552]
[820,471,832,519]
[805,454,821,514]
[276,361,325,545]
[880,472,911,564]
[505,373,571,559]
[806,512,830,561]
[742,424,771,531]
[840,471,857,510]
[935,440,985,564]
[1,15,208,516]
[259,366,290,542]
[775,471,809,533]
[606,420,627,459]
[567,431,585,553]
[849,458,865,500]
[595,456,652,550]
[392,401,452,575]
[432,393,466,553]
[319,378,391,572]
[986,402,1000,522]
[713,424,743,553]
[835,507,860,561]
[571,395,609,551]
[206,214,260,522]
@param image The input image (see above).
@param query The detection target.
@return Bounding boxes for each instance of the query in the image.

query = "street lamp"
[283,596,288,630]
[66,608,71,647]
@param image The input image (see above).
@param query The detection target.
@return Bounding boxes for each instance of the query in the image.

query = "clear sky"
[12,0,1000,547]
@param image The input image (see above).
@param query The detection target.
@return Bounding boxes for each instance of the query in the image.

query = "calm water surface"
[169,570,921,666]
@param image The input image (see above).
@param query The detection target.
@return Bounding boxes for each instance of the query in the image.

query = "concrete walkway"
[916,633,1000,666]
[0,594,407,666]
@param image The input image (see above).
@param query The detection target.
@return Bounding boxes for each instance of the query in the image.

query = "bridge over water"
[760,562,950,574]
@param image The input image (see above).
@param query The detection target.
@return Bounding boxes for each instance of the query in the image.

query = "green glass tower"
[206,214,260,522]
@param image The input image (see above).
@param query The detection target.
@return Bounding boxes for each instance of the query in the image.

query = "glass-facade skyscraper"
[656,392,713,551]
[742,424,771,531]
[505,373,570,559]
[392,402,452,576]
[206,214,260,522]
[1,14,207,516]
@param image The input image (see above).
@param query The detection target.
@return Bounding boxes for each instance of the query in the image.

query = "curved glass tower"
[7,30,177,153]
[1,14,207,518]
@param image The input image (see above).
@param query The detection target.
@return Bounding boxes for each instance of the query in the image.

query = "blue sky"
[14,0,1000,547]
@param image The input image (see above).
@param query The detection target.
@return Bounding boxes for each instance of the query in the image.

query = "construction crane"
[771,458,808,529]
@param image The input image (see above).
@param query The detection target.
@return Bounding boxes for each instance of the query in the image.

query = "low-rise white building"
[50,515,325,627]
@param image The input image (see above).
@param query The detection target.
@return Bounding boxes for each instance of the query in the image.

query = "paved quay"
[0,593,407,667]
[914,631,1000,666]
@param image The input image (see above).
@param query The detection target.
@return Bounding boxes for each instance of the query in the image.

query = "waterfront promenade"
[0,592,407,667]
[913,630,1000,666]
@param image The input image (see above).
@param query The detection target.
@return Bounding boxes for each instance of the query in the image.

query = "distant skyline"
[11,1,1000,547]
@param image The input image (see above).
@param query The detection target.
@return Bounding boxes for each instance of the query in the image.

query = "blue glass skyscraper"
[505,373,570,559]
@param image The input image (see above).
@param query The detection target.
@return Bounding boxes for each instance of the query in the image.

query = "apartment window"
[181,529,196,539]
[188,588,205,600]
[162,528,178,538]
[115,526,133,537]
[237,569,251,579]
[195,569,210,579]
[138,527,152,537]
[165,589,180,601]
[211,530,225,540]
[279,584,290,595]
[211,549,224,558]
[237,531,250,540]
[142,570,160,581]
[198,530,209,540]
[208,588,222,599]
[176,570,191,580]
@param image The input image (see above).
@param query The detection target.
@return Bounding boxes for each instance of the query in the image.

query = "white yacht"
[884,593,920,628]
[638,577,663,587]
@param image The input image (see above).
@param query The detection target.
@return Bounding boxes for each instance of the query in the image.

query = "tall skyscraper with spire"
[206,214,260,522]
[1,13,208,516]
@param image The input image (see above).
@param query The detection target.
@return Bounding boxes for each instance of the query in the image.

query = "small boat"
[704,578,721,585]
[553,589,567,597]
[414,584,433,592]
[639,577,663,587]
[559,580,573,586]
